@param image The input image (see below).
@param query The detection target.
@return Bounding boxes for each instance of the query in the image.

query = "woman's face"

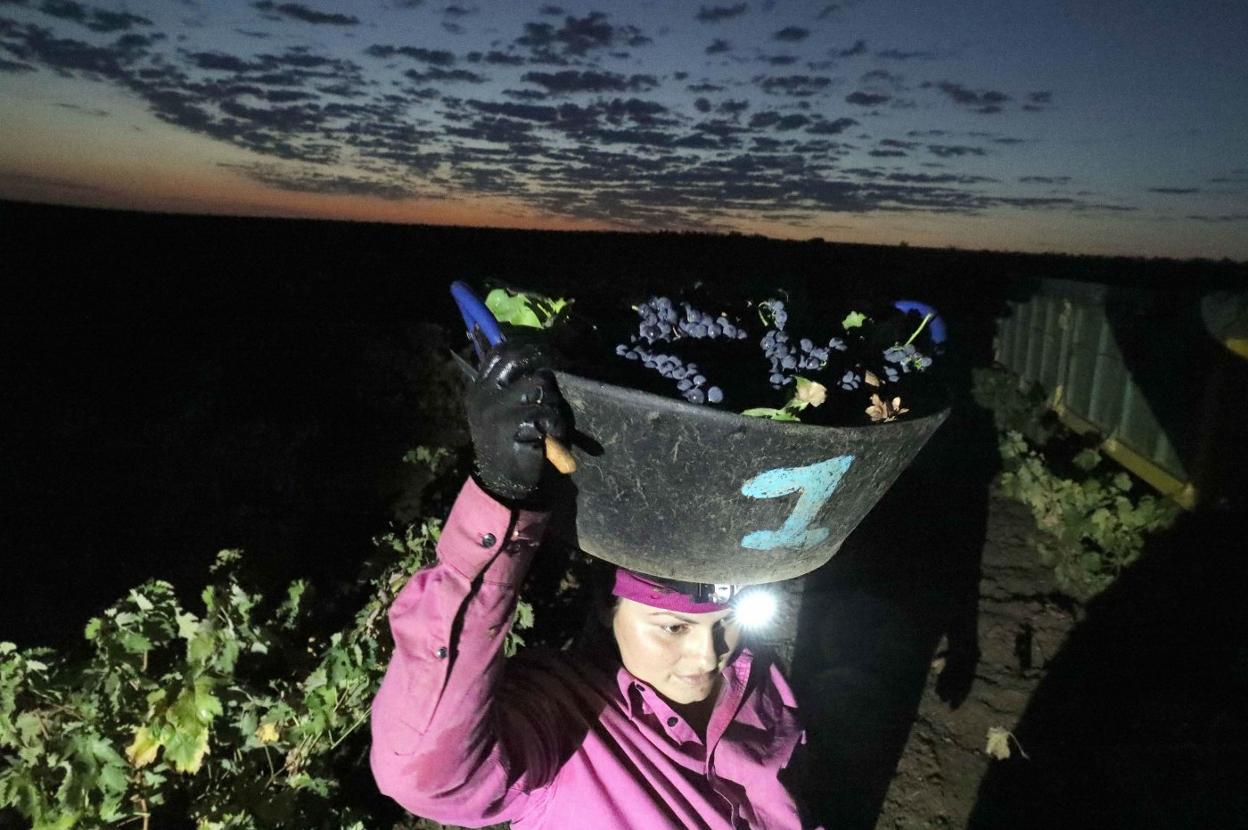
[611,598,743,705]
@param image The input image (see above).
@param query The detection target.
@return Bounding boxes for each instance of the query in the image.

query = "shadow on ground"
[789,398,997,829]
[963,271,1248,829]
[788,291,1005,828]
[966,500,1248,829]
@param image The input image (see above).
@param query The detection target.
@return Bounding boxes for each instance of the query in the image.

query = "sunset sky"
[2,0,1246,259]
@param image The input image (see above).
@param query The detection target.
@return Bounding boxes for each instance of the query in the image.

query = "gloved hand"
[465,337,569,506]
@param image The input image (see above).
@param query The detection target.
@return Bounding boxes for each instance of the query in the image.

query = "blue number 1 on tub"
[740,455,854,550]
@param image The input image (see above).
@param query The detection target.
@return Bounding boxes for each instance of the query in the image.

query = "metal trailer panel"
[994,282,1196,508]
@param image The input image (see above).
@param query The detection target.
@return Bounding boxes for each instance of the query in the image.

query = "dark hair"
[568,553,620,653]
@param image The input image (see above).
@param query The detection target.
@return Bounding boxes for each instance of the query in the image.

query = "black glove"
[465,337,569,506]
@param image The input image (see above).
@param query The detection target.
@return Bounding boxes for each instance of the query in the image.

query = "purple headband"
[611,568,724,614]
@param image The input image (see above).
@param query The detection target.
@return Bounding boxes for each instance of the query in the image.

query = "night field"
[2,200,1246,829]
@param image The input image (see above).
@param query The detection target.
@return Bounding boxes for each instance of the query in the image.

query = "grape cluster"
[632,295,749,344]
[882,343,933,381]
[615,296,739,404]
[758,299,847,388]
[611,294,936,411]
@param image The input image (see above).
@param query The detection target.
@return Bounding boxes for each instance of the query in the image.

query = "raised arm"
[369,477,551,825]
[370,337,572,826]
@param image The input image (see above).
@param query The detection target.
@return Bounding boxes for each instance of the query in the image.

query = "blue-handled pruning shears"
[893,299,947,345]
[448,280,577,473]
[451,280,505,363]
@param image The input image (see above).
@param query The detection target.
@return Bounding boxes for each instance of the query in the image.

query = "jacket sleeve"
[369,476,554,827]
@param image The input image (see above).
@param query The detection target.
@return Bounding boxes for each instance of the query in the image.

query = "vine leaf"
[985,726,1012,760]
[741,407,800,422]
[841,310,868,330]
[125,726,160,768]
[255,723,280,745]
[163,728,209,774]
[485,288,569,329]
[985,726,1029,760]
[1072,448,1101,472]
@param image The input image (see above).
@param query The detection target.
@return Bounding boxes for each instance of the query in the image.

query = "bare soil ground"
[874,494,1077,829]
[858,487,1248,830]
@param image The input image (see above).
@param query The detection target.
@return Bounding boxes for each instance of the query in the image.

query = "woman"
[370,339,817,829]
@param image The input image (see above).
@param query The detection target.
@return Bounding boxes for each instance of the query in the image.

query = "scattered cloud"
[773,26,809,42]
[925,144,987,158]
[0,55,35,72]
[1023,90,1052,111]
[807,116,856,134]
[696,4,748,23]
[1185,213,1248,222]
[0,0,1154,238]
[835,39,866,57]
[54,100,109,116]
[221,161,419,199]
[877,47,938,61]
[365,44,456,66]
[923,80,1010,114]
[749,110,810,130]
[846,91,889,106]
[404,66,484,83]
[861,68,903,86]
[1208,169,1248,184]
[755,74,832,96]
[252,3,359,26]
[515,11,650,63]
[36,0,151,33]
[465,49,524,65]
[886,171,997,185]
[521,69,658,94]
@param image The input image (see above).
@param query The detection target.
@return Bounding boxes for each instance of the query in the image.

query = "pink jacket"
[370,477,815,829]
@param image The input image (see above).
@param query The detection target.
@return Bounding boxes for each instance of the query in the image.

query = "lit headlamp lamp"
[667,580,779,630]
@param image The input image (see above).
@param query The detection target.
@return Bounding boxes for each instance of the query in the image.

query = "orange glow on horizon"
[3,163,1245,262]
[0,163,624,234]
[2,100,1244,260]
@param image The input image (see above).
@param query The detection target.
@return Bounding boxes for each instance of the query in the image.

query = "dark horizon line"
[3,195,1246,272]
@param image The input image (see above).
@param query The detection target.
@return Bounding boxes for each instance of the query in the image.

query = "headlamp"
[691,583,736,605]
[730,589,778,630]
[688,583,777,630]
[615,570,779,629]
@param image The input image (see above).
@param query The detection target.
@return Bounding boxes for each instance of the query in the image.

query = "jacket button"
[434,646,448,659]
[480,533,497,548]
[666,716,678,727]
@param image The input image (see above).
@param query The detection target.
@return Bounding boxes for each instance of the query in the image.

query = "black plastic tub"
[553,370,949,585]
